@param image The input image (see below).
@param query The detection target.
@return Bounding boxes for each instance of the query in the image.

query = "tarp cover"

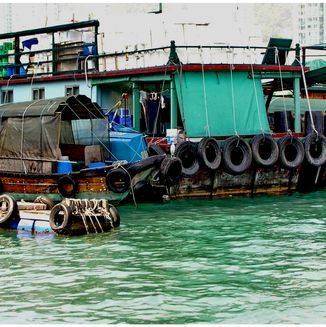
[174,71,270,137]
[0,116,60,161]
[0,95,103,162]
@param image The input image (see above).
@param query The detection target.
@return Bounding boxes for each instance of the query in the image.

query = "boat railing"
[0,39,298,80]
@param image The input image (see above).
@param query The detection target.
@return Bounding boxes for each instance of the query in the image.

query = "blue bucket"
[57,157,72,174]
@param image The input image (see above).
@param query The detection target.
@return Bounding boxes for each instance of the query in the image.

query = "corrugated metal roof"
[0,95,103,119]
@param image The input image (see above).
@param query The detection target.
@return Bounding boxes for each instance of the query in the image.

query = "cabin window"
[32,88,45,100]
[1,90,13,104]
[65,86,80,97]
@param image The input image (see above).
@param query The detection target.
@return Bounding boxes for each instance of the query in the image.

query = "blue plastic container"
[87,162,106,168]
[57,160,72,174]
[108,131,147,163]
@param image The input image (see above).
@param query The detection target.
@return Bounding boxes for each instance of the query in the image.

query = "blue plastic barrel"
[57,157,72,174]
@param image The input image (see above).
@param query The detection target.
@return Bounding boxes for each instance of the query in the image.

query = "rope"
[227,46,239,137]
[200,46,210,137]
[20,99,43,174]
[85,209,98,233]
[248,47,265,134]
[4,75,13,104]
[275,47,291,134]
[295,57,318,135]
[151,65,169,138]
[175,62,188,138]
[84,55,92,88]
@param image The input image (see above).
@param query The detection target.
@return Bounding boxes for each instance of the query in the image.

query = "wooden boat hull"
[0,162,162,204]
[171,166,299,198]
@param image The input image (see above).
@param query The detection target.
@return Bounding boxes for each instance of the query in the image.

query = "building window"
[65,85,79,97]
[32,88,45,100]
[1,90,13,104]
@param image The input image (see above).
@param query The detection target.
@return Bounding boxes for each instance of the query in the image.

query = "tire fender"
[223,136,252,175]
[0,194,17,224]
[106,168,130,193]
[197,137,222,170]
[34,196,55,209]
[278,135,304,169]
[49,203,72,233]
[108,204,120,227]
[304,132,326,167]
[159,157,182,186]
[58,175,78,197]
[251,134,279,167]
[175,141,200,177]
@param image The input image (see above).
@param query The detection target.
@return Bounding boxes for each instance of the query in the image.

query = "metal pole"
[293,77,301,133]
[170,79,178,128]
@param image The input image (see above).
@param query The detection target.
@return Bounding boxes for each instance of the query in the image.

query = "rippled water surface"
[0,191,325,323]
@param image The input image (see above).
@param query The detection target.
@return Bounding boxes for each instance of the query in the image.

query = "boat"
[0,94,181,204]
[0,20,325,200]
[0,194,121,236]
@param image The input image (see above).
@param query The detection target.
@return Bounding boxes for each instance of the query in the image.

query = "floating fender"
[148,143,166,156]
[106,167,130,193]
[159,157,182,186]
[58,175,78,197]
[108,204,121,228]
[0,194,17,225]
[251,134,279,167]
[303,132,326,167]
[223,136,252,175]
[175,141,200,177]
[49,203,72,233]
[126,154,165,176]
[278,135,304,169]
[34,196,55,209]
[197,137,222,170]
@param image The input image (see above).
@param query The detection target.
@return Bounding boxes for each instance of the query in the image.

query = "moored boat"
[0,20,325,200]
[0,95,181,204]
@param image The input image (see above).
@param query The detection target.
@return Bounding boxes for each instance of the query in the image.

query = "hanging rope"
[84,55,92,88]
[20,99,43,174]
[227,46,239,137]
[200,46,210,137]
[171,56,188,139]
[3,75,13,104]
[151,64,169,138]
[248,47,265,134]
[275,47,291,134]
[295,57,318,135]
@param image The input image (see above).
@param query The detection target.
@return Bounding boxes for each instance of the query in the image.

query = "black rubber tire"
[49,203,72,232]
[251,134,279,167]
[278,135,304,169]
[58,175,78,197]
[304,132,326,167]
[197,137,222,170]
[159,157,182,186]
[108,204,120,227]
[175,141,200,177]
[0,194,17,224]
[148,143,166,156]
[34,196,55,209]
[106,168,130,193]
[223,136,252,175]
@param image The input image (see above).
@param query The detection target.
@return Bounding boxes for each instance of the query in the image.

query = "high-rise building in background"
[2,3,324,49]
[298,3,325,45]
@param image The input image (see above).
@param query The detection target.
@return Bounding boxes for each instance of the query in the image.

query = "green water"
[0,191,325,324]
